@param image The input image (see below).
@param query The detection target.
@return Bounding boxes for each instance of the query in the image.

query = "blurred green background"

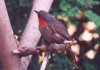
[4,0,100,70]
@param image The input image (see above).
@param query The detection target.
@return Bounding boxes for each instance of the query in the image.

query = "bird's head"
[34,10,47,26]
[34,10,53,26]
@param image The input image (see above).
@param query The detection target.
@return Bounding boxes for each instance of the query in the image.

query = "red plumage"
[38,16,47,26]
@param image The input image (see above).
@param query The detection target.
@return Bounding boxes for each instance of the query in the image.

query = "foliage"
[51,0,100,27]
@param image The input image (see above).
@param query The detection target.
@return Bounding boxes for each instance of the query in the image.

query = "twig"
[13,44,66,55]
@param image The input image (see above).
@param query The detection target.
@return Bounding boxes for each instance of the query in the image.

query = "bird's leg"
[65,43,78,70]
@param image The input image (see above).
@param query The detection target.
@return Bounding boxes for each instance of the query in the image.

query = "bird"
[35,10,78,70]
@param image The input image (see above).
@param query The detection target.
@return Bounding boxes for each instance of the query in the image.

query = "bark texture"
[0,0,23,70]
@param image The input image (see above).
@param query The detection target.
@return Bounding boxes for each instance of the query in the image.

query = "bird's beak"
[34,10,39,14]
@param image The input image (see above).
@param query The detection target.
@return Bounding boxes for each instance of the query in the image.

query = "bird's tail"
[65,43,78,70]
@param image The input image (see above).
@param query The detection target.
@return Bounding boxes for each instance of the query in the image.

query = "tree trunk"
[0,0,23,70]
[19,0,54,70]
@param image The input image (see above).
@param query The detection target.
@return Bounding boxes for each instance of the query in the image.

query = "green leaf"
[68,7,79,16]
[84,10,100,26]
[76,0,86,6]
[59,0,72,11]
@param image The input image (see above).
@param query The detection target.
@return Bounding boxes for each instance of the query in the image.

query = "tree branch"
[14,43,68,55]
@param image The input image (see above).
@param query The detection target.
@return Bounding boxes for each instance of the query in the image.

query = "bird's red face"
[38,16,47,26]
[34,10,47,26]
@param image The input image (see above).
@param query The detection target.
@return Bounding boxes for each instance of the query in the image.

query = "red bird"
[35,10,78,69]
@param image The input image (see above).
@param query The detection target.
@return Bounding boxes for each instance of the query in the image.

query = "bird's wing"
[45,24,64,43]
[49,21,72,40]
[51,19,67,31]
